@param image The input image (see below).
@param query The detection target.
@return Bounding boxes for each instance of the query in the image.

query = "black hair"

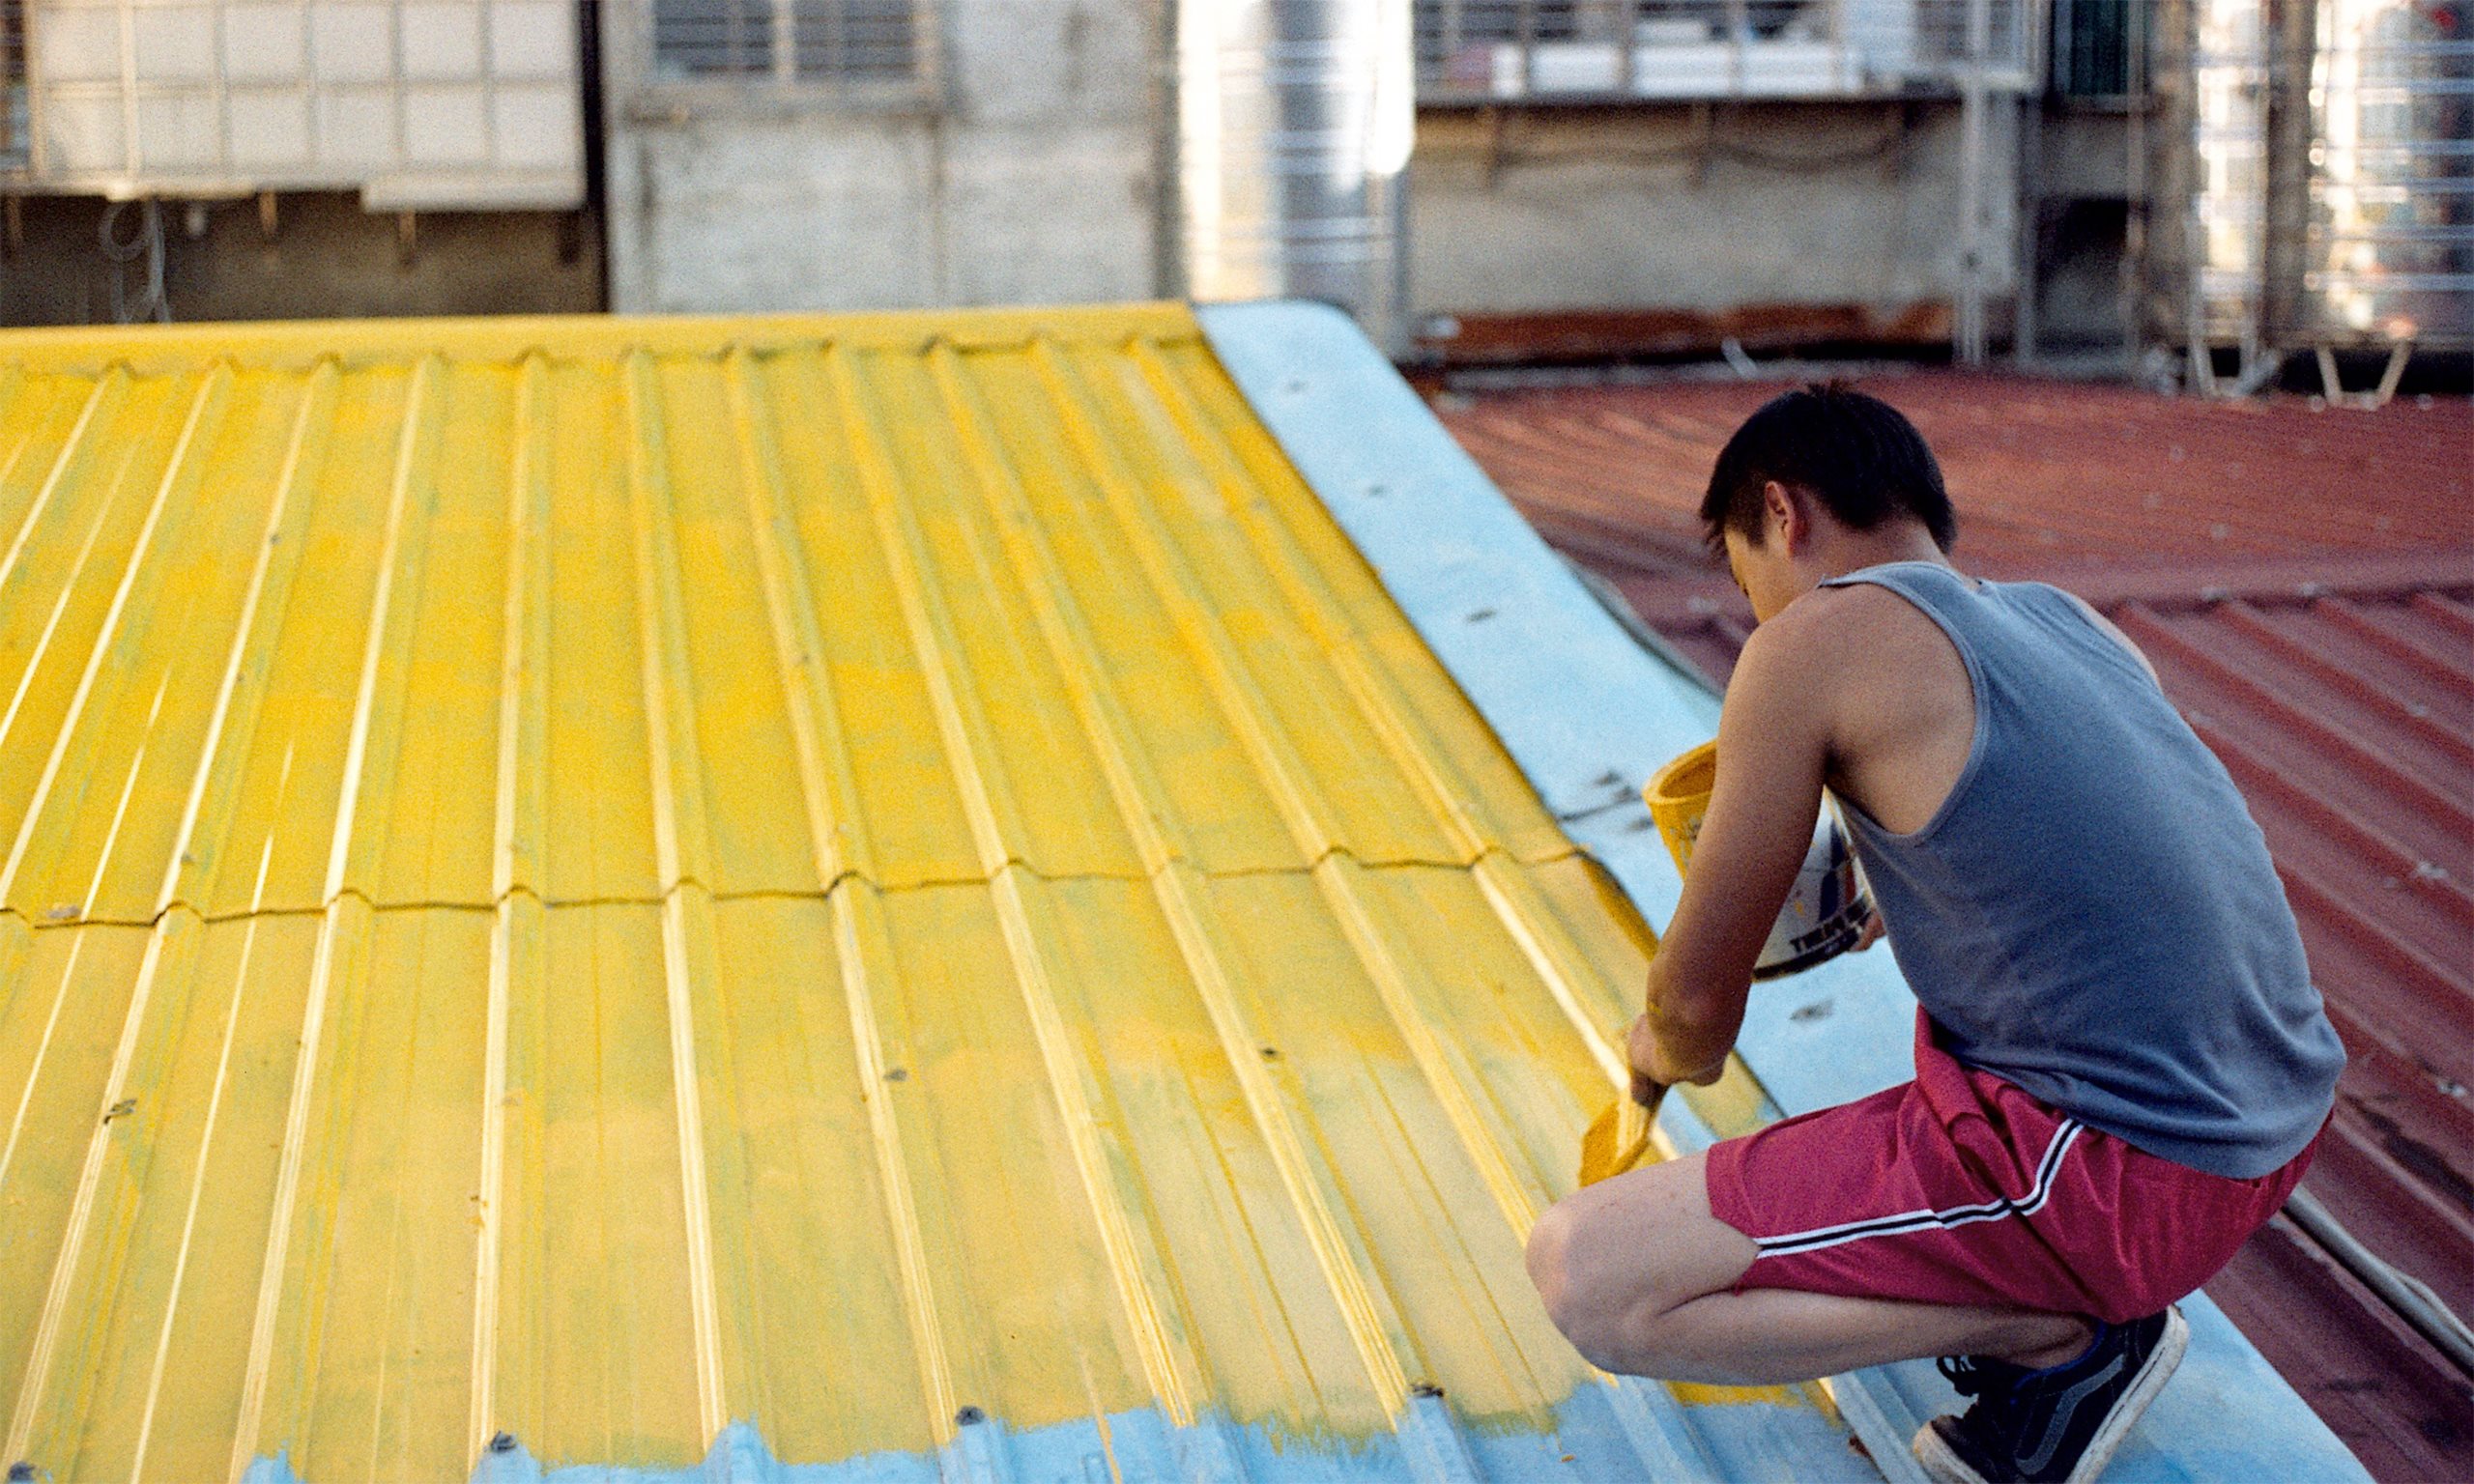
[1699,383,1956,555]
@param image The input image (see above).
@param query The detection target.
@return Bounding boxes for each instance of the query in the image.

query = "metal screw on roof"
[955,1405,987,1426]
[489,1432,518,1454]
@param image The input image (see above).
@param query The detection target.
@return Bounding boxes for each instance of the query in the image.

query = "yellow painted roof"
[0,304,1802,1481]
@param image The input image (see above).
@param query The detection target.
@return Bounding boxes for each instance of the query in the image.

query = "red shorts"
[1705,1013,2319,1325]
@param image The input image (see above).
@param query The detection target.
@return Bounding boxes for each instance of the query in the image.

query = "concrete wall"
[602,3,2036,337]
[0,192,599,327]
[2028,108,2134,352]
[604,0,1163,314]
[1407,100,2018,322]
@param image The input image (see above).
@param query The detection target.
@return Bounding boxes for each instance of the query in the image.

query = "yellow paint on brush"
[0,305,1826,1476]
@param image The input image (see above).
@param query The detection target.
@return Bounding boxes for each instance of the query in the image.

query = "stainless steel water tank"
[2291,0,2473,348]
[2143,0,2274,355]
[2146,0,2472,354]
[1177,0,1413,352]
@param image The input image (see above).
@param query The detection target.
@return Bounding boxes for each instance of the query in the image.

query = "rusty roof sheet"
[1446,374,2474,570]
[1440,373,2474,1481]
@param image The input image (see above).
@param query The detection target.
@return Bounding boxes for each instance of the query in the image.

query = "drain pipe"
[2282,1187,2474,1381]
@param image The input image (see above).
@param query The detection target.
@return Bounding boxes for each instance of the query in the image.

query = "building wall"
[604,4,2031,335]
[0,192,599,326]
[2029,108,2135,352]
[603,0,1163,314]
[1407,100,2018,322]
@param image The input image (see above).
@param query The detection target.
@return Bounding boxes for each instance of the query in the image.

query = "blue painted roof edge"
[245,1392,1874,1484]
[1196,298,2371,1484]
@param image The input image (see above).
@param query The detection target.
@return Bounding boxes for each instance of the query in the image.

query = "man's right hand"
[1626,1012,1715,1096]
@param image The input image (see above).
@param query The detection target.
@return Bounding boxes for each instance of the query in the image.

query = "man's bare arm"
[1635,612,1836,1087]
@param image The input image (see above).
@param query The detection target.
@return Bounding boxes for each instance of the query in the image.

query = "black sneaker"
[1913,1307,2190,1484]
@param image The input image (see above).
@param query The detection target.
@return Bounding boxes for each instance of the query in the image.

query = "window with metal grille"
[2051,0,2138,99]
[651,0,924,84]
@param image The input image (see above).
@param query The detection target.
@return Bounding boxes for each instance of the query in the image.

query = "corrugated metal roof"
[1444,375,2474,570]
[0,305,1869,1482]
[1438,373,2474,1481]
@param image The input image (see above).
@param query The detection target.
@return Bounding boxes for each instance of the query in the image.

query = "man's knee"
[1524,1156,1758,1376]
[1526,1194,1654,1371]
[1525,1199,1583,1330]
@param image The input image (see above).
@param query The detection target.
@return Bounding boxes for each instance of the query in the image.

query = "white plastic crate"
[21,0,584,208]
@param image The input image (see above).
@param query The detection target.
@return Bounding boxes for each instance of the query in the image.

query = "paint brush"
[1576,1081,1666,1187]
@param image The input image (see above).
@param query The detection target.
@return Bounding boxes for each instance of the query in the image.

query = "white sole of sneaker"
[1911,1307,2192,1484]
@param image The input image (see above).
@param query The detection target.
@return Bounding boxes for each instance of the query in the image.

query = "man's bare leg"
[1525,1153,2094,1385]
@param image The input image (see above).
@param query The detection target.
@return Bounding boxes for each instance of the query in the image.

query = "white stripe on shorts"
[1750,1118,2086,1259]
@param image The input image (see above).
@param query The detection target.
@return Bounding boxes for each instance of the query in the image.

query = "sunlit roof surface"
[0,304,1849,1481]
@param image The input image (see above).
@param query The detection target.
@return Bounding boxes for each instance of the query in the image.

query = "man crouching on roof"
[1522,385,2344,1484]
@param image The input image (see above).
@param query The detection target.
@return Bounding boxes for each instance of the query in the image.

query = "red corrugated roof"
[1440,373,2474,1481]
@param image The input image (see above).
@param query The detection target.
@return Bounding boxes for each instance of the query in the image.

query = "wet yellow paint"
[0,304,1824,1478]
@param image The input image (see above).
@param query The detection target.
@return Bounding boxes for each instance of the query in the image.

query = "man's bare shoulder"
[1722,585,1887,737]
[1733,578,1973,775]
[1740,580,1941,680]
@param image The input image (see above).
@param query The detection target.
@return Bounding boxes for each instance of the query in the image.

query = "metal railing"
[1413,0,2034,100]
[644,0,930,88]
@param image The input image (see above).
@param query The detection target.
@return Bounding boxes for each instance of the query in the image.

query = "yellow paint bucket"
[1644,741,1874,981]
[1645,741,1721,876]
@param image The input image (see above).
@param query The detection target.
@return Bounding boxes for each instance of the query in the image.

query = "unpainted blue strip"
[1196,298,2372,1484]
[244,1395,1869,1484]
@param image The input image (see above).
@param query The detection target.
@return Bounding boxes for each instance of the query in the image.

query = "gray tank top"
[1820,561,2343,1179]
